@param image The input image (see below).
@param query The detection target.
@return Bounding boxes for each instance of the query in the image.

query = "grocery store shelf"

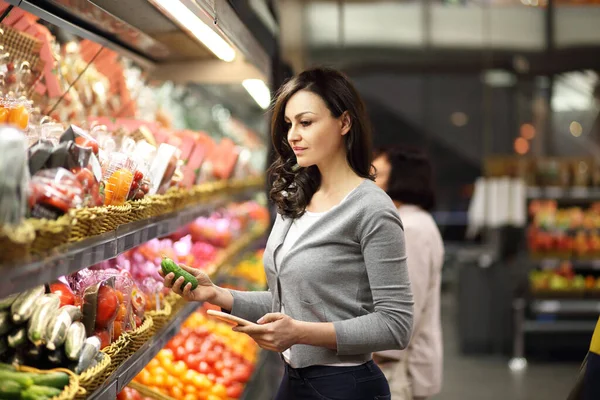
[527,186,600,201]
[530,299,600,315]
[536,258,600,270]
[523,320,597,333]
[88,302,198,400]
[88,229,268,400]
[1,186,261,299]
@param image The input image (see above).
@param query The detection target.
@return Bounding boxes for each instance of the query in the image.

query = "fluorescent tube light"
[242,79,270,109]
[150,0,235,62]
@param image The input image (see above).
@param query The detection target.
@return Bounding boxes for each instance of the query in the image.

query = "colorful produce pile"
[530,262,600,297]
[0,363,71,400]
[133,306,258,400]
[528,200,600,258]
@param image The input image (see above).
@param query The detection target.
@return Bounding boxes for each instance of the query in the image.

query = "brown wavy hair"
[269,67,375,219]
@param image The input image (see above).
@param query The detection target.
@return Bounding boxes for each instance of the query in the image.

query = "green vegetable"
[0,370,33,387]
[161,258,198,291]
[28,294,60,346]
[29,372,69,389]
[0,362,16,371]
[65,322,86,361]
[0,311,11,335]
[0,380,20,400]
[21,385,61,399]
[7,328,27,348]
[11,286,46,324]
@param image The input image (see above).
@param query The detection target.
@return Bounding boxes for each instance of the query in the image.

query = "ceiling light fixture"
[149,0,235,62]
[242,79,271,110]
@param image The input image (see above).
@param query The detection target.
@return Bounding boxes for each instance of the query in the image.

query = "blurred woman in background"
[373,146,445,400]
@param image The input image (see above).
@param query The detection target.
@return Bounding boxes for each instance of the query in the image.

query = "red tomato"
[184,337,198,353]
[226,383,244,399]
[49,282,76,307]
[205,351,219,366]
[75,136,99,154]
[96,285,119,329]
[231,365,252,383]
[198,361,211,374]
[175,346,187,361]
[95,330,111,349]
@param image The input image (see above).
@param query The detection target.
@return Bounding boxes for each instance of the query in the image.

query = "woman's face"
[373,154,391,192]
[284,90,349,168]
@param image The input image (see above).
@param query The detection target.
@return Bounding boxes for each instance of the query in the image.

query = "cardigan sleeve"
[333,201,414,355]
[228,289,273,323]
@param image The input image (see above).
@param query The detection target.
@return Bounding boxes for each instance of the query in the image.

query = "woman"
[372,146,445,400]
[162,67,414,400]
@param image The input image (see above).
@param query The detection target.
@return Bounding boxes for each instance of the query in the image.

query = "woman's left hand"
[233,313,300,353]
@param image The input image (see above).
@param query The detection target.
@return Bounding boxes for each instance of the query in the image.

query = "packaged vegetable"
[28,168,83,219]
[0,126,29,226]
[101,152,137,206]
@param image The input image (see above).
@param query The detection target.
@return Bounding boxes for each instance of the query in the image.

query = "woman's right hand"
[160,263,217,303]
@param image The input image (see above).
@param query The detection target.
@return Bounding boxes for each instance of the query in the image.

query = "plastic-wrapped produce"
[0,126,29,226]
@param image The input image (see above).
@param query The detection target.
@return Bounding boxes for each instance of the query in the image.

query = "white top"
[275,189,363,367]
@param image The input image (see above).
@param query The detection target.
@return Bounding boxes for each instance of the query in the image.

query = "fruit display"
[133,305,258,399]
[228,250,267,289]
[528,200,600,258]
[529,261,600,297]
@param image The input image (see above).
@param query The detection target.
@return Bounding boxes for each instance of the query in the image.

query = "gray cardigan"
[230,180,414,368]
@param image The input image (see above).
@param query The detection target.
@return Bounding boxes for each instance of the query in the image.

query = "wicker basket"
[30,214,72,256]
[129,197,151,221]
[102,203,133,232]
[0,221,35,264]
[128,381,176,400]
[18,365,82,400]
[128,316,154,354]
[103,332,132,374]
[146,300,172,334]
[146,195,169,217]
[69,207,106,242]
[76,352,112,400]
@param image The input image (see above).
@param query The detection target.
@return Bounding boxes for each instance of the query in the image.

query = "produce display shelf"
[535,258,600,270]
[88,230,268,400]
[530,299,600,315]
[88,301,199,400]
[523,320,597,333]
[0,186,260,299]
[527,186,600,201]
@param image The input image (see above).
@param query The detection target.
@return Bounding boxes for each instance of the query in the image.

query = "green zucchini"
[7,328,27,348]
[74,336,100,374]
[0,311,12,335]
[28,295,60,346]
[0,380,20,400]
[0,293,18,310]
[11,286,46,324]
[45,308,72,351]
[65,322,86,361]
[59,305,82,322]
[161,258,198,291]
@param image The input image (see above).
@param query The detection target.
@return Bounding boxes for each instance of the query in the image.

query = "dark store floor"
[435,292,581,400]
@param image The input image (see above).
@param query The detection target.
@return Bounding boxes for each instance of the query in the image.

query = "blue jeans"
[274,360,392,400]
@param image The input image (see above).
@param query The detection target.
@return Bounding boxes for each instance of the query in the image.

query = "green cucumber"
[0,362,16,371]
[0,380,20,400]
[0,370,33,387]
[161,258,198,291]
[29,372,69,389]
[21,385,61,399]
